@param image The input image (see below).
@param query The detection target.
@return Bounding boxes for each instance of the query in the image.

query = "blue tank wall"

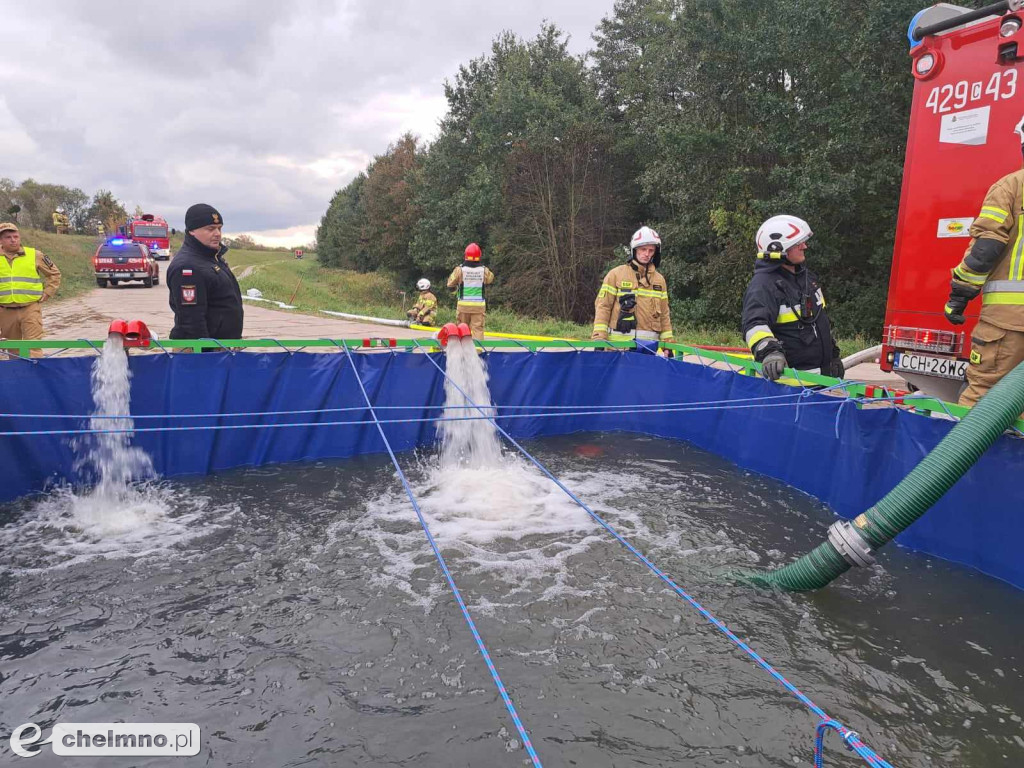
[1,350,1021,590]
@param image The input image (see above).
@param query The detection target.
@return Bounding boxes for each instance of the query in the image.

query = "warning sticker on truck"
[936,217,974,238]
[939,106,990,146]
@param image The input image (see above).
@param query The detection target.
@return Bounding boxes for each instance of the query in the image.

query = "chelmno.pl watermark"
[9,722,200,758]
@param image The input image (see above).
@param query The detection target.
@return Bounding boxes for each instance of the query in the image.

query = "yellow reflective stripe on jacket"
[980,205,1009,223]
[953,263,988,286]
[635,288,668,299]
[981,280,1024,304]
[592,323,608,332]
[745,324,775,350]
[982,293,1024,305]
[659,330,674,340]
[1009,184,1024,280]
[776,305,799,324]
[0,247,44,305]
[598,283,667,300]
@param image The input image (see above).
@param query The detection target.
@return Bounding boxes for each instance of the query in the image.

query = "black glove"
[945,280,980,326]
[829,358,845,378]
[761,350,788,381]
[944,297,968,325]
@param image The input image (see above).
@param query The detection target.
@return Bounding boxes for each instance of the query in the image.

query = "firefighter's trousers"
[0,302,44,359]
[456,311,486,342]
[959,320,1024,408]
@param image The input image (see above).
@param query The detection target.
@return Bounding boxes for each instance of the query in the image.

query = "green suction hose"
[742,360,1024,592]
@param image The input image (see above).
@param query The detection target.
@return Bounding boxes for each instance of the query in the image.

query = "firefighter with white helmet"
[446,243,495,341]
[945,113,1024,407]
[407,278,438,326]
[592,226,675,349]
[741,215,842,381]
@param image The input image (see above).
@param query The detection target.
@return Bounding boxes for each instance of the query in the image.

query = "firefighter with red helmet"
[406,278,438,326]
[742,215,842,381]
[592,226,675,349]
[446,243,494,342]
[945,115,1024,407]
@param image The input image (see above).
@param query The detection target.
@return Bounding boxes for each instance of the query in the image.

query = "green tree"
[60,187,90,232]
[0,178,17,222]
[592,0,939,337]
[317,174,370,270]
[12,179,87,231]
[410,25,635,320]
[361,133,423,277]
[230,234,258,250]
[87,190,128,235]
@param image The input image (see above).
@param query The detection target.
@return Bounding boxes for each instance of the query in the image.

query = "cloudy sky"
[2,0,614,246]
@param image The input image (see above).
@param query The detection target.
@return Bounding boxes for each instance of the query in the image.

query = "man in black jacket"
[167,204,243,342]
[741,215,842,381]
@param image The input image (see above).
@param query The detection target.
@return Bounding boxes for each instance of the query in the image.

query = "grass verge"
[235,259,875,355]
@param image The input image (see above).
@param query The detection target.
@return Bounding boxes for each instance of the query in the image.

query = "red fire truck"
[126,214,171,260]
[882,1,1024,402]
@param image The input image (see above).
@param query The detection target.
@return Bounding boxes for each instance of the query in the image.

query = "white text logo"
[10,723,200,757]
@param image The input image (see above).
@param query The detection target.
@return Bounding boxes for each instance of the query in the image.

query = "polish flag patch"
[182,269,193,276]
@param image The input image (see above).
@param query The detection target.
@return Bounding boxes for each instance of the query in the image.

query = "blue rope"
[0,391,811,421]
[338,343,543,768]
[0,398,850,437]
[417,342,895,768]
[815,720,887,768]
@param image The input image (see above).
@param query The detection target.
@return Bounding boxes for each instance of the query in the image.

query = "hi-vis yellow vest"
[0,248,44,305]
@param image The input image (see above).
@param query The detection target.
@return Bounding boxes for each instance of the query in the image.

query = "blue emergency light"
[110,238,125,246]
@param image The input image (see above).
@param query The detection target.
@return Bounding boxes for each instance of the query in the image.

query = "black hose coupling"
[826,520,876,568]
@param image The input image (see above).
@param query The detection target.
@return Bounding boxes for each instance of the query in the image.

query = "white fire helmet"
[755,215,813,258]
[1015,113,1024,145]
[630,226,662,267]
[416,278,431,291]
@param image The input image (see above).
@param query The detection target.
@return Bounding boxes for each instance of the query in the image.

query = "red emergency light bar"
[885,324,964,355]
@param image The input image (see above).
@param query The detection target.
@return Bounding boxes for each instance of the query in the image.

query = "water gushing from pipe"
[438,336,503,469]
[84,333,154,500]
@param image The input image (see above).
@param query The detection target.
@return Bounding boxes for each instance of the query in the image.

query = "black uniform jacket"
[741,259,838,372]
[167,235,243,340]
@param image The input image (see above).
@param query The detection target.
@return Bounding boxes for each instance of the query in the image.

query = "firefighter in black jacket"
[167,204,243,342]
[741,215,842,381]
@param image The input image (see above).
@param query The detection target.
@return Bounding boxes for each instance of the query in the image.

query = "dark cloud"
[2,1,612,241]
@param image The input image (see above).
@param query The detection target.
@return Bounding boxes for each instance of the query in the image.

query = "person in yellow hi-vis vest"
[0,222,61,358]
[406,278,438,326]
[446,243,494,342]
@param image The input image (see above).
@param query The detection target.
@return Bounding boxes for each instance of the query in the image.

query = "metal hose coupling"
[826,520,876,568]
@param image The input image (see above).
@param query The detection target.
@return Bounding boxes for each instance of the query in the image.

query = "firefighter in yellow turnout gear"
[592,226,675,348]
[446,243,494,342]
[0,222,61,358]
[407,278,438,326]
[946,114,1024,407]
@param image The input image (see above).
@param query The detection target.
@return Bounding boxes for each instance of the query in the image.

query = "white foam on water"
[0,483,224,572]
[332,339,755,609]
[332,457,604,610]
[0,335,229,572]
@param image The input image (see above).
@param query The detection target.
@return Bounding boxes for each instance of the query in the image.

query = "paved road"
[44,283,434,343]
